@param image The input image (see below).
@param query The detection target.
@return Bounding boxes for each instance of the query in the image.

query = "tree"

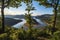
[24,0,35,29]
[0,0,22,33]
[24,0,36,39]
[35,0,60,34]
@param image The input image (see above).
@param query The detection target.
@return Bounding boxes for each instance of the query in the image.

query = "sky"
[0,1,53,16]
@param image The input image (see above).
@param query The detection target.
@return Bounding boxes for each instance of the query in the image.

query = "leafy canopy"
[0,0,22,8]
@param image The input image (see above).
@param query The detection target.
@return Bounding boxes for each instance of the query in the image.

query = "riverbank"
[4,18,22,26]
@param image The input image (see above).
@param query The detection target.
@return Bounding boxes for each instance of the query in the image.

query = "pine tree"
[24,0,35,39]
[24,0,35,29]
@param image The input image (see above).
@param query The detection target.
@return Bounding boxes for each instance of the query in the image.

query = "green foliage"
[0,0,22,8]
[35,0,60,31]
[0,0,60,40]
[0,33,8,40]
[25,13,32,27]
[8,0,22,8]
[0,24,60,40]
[49,31,60,40]
[24,0,35,30]
[56,14,60,23]
[35,0,60,8]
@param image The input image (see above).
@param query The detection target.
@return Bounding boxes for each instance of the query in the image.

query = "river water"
[12,19,26,28]
[12,17,46,28]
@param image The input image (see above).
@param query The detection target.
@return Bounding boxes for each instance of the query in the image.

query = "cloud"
[0,8,41,16]
[0,8,27,15]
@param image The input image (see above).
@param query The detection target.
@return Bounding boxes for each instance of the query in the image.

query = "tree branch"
[4,0,10,8]
[45,2,55,7]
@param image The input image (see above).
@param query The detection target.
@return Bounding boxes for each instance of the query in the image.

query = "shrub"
[0,33,8,40]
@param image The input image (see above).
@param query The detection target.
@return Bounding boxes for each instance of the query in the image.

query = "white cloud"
[0,8,27,15]
[0,8,41,16]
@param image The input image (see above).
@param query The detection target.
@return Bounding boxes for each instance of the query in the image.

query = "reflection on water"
[12,19,26,28]
[33,17,46,26]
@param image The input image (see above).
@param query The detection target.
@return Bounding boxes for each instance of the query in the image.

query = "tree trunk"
[51,8,57,34]
[51,0,59,34]
[1,0,5,33]
[53,8,57,28]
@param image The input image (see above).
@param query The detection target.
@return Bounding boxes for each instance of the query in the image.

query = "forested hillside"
[56,14,60,29]
[0,15,60,40]
[0,0,60,40]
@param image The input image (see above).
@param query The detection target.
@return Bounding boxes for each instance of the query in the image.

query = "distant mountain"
[36,14,53,24]
[35,14,52,19]
[4,15,15,18]
[0,14,52,27]
[13,15,25,19]
[4,14,52,19]
[4,15,25,19]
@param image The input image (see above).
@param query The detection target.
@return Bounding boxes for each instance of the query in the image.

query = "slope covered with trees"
[0,15,60,40]
[0,0,60,40]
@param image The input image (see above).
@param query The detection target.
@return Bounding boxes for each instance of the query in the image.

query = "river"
[12,17,46,28]
[12,19,26,28]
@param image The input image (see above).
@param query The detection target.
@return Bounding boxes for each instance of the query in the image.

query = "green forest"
[0,0,60,40]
